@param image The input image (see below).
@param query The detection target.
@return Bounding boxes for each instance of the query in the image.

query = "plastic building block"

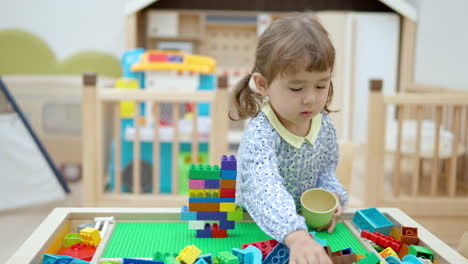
[52,259,76,264]
[154,252,178,261]
[372,244,385,252]
[196,211,227,220]
[227,206,244,221]
[353,208,394,236]
[205,179,221,189]
[408,245,433,260]
[41,254,89,264]
[64,233,82,247]
[221,170,237,179]
[164,256,181,264]
[77,223,94,233]
[189,189,220,199]
[190,179,205,189]
[189,202,219,212]
[380,247,398,258]
[189,164,220,180]
[262,243,289,264]
[398,244,410,259]
[123,258,164,264]
[221,155,237,170]
[99,261,119,264]
[354,253,379,264]
[212,223,228,238]
[361,230,401,252]
[181,206,197,221]
[80,227,102,247]
[195,258,209,264]
[196,254,214,264]
[219,220,235,229]
[390,226,402,240]
[189,221,207,230]
[177,245,202,264]
[196,223,212,238]
[232,245,262,264]
[57,243,96,261]
[220,188,236,198]
[220,202,236,212]
[385,255,425,264]
[331,253,357,264]
[309,231,327,246]
[242,239,278,260]
[220,179,236,188]
[217,251,239,264]
[189,198,235,203]
[401,227,419,245]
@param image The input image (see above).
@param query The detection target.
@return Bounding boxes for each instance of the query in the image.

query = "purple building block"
[197,211,227,221]
[196,223,212,238]
[220,220,235,229]
[204,179,220,189]
[221,155,237,170]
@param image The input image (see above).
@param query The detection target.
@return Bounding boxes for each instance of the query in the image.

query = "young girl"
[231,14,349,263]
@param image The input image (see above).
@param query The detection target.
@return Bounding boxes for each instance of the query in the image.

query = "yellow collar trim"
[261,103,322,148]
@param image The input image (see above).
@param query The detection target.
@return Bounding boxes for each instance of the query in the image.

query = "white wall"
[414,0,468,90]
[0,0,129,60]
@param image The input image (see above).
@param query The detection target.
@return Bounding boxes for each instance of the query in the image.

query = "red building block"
[220,188,235,198]
[212,223,228,238]
[57,243,96,261]
[242,239,278,259]
[361,230,401,252]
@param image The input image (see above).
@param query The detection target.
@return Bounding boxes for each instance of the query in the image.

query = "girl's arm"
[237,138,308,243]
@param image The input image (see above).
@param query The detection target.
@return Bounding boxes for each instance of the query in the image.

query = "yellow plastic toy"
[379,247,398,258]
[80,227,102,247]
[176,245,201,264]
[116,78,139,118]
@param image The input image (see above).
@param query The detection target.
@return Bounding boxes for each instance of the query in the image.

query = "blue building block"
[42,254,89,264]
[220,220,235,229]
[309,232,327,246]
[53,259,75,264]
[221,155,237,170]
[197,223,212,238]
[196,211,227,221]
[221,170,237,179]
[232,245,262,264]
[189,198,235,203]
[262,243,289,264]
[205,179,220,188]
[123,258,164,264]
[181,206,197,220]
[352,208,394,236]
[196,254,214,264]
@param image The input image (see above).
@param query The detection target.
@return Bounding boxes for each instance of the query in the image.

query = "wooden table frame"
[7,208,467,264]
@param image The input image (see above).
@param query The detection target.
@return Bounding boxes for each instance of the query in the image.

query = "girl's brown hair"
[229,14,336,121]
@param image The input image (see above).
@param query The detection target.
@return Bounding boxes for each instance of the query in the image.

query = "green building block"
[189,165,220,180]
[227,206,243,221]
[408,245,434,260]
[64,233,82,247]
[314,223,369,255]
[355,253,379,264]
[372,244,385,252]
[99,261,119,264]
[164,256,181,264]
[217,252,239,264]
[154,252,178,261]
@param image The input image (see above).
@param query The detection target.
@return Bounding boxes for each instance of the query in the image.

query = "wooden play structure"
[81,73,229,207]
[365,79,468,245]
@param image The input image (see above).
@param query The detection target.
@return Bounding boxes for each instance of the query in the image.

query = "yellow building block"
[80,227,102,247]
[390,226,402,240]
[176,245,202,264]
[220,202,236,212]
[189,189,220,198]
[116,78,139,118]
[379,247,398,258]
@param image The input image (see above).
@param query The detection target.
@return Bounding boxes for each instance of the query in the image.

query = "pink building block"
[189,179,205,189]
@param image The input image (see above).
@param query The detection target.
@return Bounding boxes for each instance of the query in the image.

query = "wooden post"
[449,106,461,196]
[209,75,229,165]
[412,105,423,197]
[393,105,403,197]
[399,17,416,92]
[114,104,122,194]
[126,13,138,50]
[153,102,160,195]
[82,73,97,206]
[366,79,386,206]
[431,106,442,196]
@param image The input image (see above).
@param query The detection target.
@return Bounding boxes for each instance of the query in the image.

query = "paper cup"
[300,188,338,229]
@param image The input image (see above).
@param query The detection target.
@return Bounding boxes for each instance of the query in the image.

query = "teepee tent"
[0,79,69,211]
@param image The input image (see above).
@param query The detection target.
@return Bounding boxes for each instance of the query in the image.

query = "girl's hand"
[317,193,343,233]
[284,230,332,264]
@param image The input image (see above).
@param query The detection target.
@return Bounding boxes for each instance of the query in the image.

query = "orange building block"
[189,202,219,211]
[220,179,236,189]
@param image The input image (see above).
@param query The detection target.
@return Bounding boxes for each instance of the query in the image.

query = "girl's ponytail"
[228,73,264,121]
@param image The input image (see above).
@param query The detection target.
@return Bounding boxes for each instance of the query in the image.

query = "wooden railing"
[366,80,468,212]
[82,73,229,207]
